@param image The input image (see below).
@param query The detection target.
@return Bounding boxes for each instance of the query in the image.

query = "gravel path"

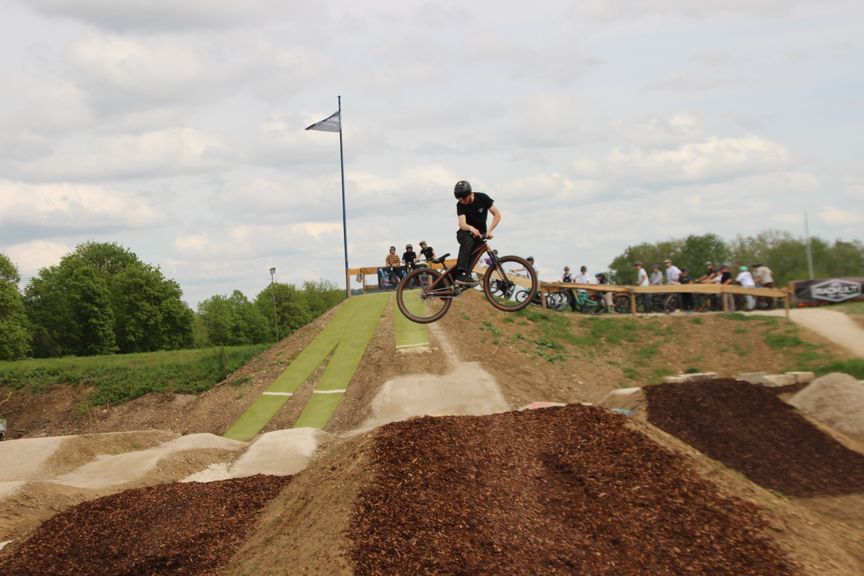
[754,307,864,357]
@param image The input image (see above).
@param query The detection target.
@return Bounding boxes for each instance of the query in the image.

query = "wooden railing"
[347,259,458,295]
[539,282,791,319]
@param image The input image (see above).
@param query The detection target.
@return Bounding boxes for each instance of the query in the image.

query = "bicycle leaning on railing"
[395,238,538,324]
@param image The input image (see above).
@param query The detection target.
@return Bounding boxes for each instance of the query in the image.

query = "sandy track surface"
[755,308,864,357]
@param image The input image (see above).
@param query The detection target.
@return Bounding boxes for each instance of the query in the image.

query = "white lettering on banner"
[810,279,862,303]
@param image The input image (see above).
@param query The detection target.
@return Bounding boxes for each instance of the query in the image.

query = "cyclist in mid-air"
[452,180,501,286]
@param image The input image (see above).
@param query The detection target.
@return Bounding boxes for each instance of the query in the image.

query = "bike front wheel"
[396,268,453,324]
[483,255,538,312]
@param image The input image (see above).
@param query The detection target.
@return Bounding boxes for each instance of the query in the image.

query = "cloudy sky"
[1,0,861,307]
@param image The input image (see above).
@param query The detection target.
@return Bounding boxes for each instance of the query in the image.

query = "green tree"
[197,291,269,346]
[255,283,311,337]
[729,231,864,285]
[24,242,192,357]
[0,253,31,360]
[607,239,681,284]
[26,263,116,357]
[302,279,344,317]
[111,263,194,352]
[677,234,730,279]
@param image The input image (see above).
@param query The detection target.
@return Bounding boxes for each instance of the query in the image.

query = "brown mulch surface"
[0,475,290,576]
[645,379,864,497]
[350,405,795,576]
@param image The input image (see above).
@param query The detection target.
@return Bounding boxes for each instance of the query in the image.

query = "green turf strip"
[394,289,430,349]
[293,293,390,428]
[224,293,389,440]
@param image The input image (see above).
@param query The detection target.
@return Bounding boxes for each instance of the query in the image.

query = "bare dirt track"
[2,293,864,575]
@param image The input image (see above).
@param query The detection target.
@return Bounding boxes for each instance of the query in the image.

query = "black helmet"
[454,180,472,198]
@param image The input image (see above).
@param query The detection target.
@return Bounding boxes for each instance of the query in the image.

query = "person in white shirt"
[736,265,756,310]
[574,265,592,284]
[649,264,663,286]
[634,261,652,312]
[751,263,774,288]
[664,259,681,284]
[736,265,755,288]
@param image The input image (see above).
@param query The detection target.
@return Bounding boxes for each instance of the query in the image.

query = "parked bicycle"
[396,238,538,323]
[570,289,609,314]
[613,292,677,314]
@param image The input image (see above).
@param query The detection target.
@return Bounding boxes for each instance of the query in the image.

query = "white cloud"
[14,129,234,181]
[0,180,162,231]
[3,239,71,278]
[607,136,791,184]
[820,207,861,225]
[22,0,320,32]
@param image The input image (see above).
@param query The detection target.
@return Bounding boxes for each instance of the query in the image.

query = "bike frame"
[420,240,499,299]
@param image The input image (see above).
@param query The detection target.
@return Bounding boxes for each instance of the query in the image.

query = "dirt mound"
[789,373,864,443]
[644,379,864,497]
[349,405,795,576]
[0,475,290,576]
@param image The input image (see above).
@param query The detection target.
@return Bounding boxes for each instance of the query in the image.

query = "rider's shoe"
[453,273,478,286]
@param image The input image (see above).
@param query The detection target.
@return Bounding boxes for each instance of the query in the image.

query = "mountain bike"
[571,289,609,314]
[613,292,677,314]
[395,238,538,324]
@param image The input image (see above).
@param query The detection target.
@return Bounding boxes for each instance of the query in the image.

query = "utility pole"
[804,212,815,280]
[269,267,279,341]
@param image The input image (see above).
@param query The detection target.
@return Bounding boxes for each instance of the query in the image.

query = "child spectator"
[419,241,435,262]
[402,244,417,271]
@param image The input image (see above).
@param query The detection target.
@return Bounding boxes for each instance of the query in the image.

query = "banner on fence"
[792,277,864,307]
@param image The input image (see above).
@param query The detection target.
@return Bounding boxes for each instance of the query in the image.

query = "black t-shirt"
[403,250,416,267]
[420,246,434,261]
[456,192,494,234]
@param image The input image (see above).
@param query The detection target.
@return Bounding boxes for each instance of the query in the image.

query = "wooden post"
[629,290,637,316]
[541,285,548,309]
[722,286,729,312]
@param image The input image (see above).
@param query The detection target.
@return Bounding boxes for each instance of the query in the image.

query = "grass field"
[0,345,269,405]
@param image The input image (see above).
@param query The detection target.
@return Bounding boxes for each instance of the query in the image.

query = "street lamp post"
[269,267,279,341]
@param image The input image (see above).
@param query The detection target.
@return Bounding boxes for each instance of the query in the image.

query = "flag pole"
[338,95,350,298]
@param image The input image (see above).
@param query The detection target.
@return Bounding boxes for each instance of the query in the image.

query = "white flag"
[305,111,340,132]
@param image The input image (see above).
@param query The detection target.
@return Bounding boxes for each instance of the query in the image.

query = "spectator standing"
[562,266,573,282]
[634,261,652,312]
[736,265,756,310]
[664,259,681,284]
[649,264,663,286]
[752,263,774,288]
[719,263,734,310]
[574,266,592,284]
[595,272,613,309]
[697,261,717,284]
[678,267,693,311]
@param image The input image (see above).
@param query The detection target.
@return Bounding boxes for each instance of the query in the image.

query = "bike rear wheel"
[613,294,631,314]
[483,255,538,312]
[396,268,453,324]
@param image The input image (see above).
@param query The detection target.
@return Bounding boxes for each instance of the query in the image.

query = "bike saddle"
[432,254,450,264]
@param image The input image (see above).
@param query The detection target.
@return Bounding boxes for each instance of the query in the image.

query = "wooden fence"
[539,282,791,319]
[347,259,458,294]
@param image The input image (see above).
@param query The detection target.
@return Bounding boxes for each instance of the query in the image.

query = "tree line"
[607,231,864,286]
[0,242,344,361]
